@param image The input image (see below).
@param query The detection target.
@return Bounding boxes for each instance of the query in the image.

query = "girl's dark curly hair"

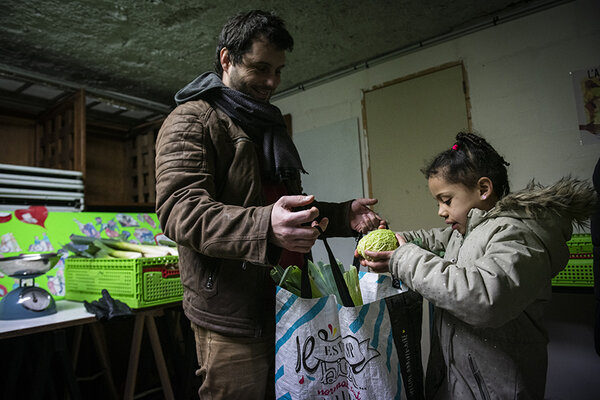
[422,132,511,198]
[214,10,294,77]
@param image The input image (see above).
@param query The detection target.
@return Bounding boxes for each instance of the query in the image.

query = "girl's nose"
[438,205,448,218]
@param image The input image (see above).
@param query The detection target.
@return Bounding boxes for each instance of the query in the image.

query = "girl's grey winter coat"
[389,178,597,400]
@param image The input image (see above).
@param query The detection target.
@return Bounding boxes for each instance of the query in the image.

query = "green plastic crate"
[552,258,594,287]
[552,233,594,287]
[566,234,593,255]
[65,256,183,308]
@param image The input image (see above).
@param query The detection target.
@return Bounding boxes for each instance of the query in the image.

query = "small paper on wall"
[571,65,600,145]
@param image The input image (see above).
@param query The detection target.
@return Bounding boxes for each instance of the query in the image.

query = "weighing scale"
[0,253,60,320]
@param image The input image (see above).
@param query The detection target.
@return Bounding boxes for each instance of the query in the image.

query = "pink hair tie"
[451,144,458,150]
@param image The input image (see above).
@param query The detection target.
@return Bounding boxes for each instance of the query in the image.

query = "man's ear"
[477,177,494,200]
[220,47,231,73]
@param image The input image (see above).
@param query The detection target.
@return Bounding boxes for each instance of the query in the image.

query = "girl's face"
[428,175,488,235]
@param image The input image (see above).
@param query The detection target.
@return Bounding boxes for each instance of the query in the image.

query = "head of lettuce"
[356,229,399,261]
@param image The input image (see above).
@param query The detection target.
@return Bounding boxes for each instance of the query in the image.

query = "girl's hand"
[354,233,407,273]
[354,249,393,273]
[396,233,406,246]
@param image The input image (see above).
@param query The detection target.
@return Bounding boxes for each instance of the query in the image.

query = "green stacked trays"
[552,234,594,287]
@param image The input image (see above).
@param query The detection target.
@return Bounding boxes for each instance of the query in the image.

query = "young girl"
[359,132,598,400]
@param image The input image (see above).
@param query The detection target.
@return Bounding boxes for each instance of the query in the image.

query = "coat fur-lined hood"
[487,177,598,228]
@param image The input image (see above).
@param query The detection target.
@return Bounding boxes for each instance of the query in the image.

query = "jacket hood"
[174,72,223,105]
[488,177,598,228]
[477,176,597,280]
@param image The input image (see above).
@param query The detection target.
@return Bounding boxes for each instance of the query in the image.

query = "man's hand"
[349,198,385,234]
[270,195,329,253]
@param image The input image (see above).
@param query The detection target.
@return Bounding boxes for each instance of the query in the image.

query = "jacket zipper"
[446,314,453,383]
[206,266,215,289]
[468,354,491,400]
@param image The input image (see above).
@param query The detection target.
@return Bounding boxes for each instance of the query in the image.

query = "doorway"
[363,62,471,231]
[362,62,471,374]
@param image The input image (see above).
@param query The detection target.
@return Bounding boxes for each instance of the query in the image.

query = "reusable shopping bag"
[274,233,424,400]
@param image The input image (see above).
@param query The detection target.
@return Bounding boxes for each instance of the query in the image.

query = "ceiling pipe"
[272,0,574,101]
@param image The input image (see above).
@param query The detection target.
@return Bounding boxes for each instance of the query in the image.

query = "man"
[155,10,384,399]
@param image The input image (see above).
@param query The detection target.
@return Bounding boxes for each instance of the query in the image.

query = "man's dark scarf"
[175,72,306,182]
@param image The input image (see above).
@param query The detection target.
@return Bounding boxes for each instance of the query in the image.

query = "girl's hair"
[422,131,511,198]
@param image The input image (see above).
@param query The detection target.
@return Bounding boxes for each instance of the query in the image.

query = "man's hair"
[214,10,294,76]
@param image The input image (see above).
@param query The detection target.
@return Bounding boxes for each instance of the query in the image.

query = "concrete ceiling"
[0,0,567,113]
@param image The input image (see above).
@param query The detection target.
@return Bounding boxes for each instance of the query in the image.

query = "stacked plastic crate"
[552,233,594,287]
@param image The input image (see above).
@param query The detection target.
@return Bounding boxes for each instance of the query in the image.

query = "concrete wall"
[274,0,599,194]
[274,0,600,398]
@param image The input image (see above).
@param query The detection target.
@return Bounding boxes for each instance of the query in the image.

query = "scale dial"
[18,287,53,311]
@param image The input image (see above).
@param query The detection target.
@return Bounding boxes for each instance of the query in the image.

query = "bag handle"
[352,233,363,270]
[315,226,355,307]
[301,253,313,298]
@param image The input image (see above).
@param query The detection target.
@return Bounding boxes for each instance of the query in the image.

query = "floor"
[544,289,600,400]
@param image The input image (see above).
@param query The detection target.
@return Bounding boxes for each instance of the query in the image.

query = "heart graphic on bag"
[299,376,304,384]
[15,206,48,228]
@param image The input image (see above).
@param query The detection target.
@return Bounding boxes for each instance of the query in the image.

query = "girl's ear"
[477,177,494,200]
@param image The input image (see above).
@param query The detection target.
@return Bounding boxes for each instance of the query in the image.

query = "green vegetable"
[278,265,303,296]
[308,260,363,306]
[68,234,178,258]
[61,242,95,258]
[271,265,285,287]
[271,264,322,298]
[108,240,176,257]
[343,266,363,306]
[356,229,399,261]
[272,261,362,305]
[308,260,341,301]
[93,239,142,259]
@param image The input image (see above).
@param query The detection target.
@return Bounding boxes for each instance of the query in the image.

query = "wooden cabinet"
[0,87,167,212]
[85,119,163,210]
[36,90,86,176]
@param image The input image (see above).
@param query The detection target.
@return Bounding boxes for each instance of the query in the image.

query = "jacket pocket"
[468,354,491,400]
